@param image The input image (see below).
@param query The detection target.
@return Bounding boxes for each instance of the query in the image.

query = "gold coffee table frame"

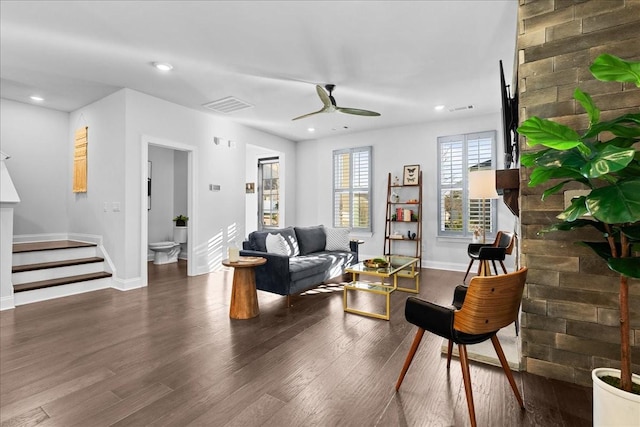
[343,255,420,320]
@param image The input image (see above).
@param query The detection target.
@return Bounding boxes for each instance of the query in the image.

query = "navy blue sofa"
[240,225,358,304]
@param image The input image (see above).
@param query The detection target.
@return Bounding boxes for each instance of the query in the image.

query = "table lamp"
[469,170,499,243]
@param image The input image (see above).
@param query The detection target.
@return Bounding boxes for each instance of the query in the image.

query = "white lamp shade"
[469,170,499,199]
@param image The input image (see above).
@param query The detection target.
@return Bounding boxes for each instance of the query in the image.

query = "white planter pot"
[592,367,640,426]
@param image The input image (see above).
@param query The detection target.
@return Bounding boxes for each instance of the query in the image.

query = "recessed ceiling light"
[435,105,445,111]
[307,127,315,132]
[152,62,173,72]
[30,95,44,101]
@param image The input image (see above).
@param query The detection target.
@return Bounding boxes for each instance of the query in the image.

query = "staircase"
[12,240,112,305]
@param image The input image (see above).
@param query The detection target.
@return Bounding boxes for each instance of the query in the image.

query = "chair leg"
[395,328,425,391]
[499,260,508,274]
[446,339,453,369]
[491,335,524,409]
[458,344,477,427]
[463,259,475,283]
[491,260,499,275]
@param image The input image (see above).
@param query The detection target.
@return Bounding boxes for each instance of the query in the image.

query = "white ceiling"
[0,1,518,142]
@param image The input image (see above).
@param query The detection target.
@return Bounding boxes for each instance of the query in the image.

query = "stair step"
[13,240,96,253]
[12,257,105,273]
[14,272,112,293]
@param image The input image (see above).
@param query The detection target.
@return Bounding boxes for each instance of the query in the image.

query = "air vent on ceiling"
[448,104,475,112]
[202,96,254,114]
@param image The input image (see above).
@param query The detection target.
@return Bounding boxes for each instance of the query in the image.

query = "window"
[258,157,279,229]
[333,146,372,231]
[437,131,496,238]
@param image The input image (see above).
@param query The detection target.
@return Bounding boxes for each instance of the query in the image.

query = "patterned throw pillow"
[324,227,351,251]
[265,233,291,256]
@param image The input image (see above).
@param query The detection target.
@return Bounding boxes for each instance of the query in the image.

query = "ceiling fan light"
[153,62,173,72]
[434,105,445,111]
[30,95,44,101]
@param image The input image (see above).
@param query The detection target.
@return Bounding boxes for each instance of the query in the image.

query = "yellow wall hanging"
[73,126,88,193]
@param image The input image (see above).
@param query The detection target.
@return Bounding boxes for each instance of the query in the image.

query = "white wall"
[0,99,69,236]
[123,89,296,279]
[148,145,176,243]
[67,91,127,280]
[296,112,517,271]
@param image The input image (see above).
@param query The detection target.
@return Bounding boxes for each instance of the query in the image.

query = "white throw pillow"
[324,227,351,251]
[265,233,290,256]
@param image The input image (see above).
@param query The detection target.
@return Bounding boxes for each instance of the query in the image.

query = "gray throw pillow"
[294,225,326,255]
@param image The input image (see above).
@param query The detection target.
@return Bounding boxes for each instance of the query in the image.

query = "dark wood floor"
[1,262,592,426]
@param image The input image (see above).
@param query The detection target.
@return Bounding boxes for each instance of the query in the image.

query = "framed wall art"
[403,164,420,186]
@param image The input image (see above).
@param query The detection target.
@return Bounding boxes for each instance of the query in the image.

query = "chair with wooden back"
[395,267,528,427]
[463,230,515,282]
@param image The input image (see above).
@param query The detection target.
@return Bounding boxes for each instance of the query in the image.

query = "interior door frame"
[140,135,198,285]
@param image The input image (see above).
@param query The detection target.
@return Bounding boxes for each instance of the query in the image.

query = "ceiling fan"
[292,84,381,121]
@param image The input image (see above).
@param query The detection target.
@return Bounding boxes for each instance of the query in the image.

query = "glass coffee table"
[343,255,420,320]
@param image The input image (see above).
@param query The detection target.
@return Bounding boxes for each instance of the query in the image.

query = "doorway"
[140,135,198,287]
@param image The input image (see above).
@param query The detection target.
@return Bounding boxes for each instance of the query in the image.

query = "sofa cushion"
[248,227,299,256]
[294,225,326,255]
[265,233,290,256]
[324,227,350,251]
[289,254,332,282]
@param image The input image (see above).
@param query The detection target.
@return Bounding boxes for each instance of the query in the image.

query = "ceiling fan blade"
[292,108,327,121]
[336,107,381,117]
[315,85,332,108]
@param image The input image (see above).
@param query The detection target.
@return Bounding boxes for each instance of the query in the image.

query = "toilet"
[149,226,188,265]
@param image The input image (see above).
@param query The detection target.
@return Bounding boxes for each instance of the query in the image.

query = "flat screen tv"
[500,60,518,169]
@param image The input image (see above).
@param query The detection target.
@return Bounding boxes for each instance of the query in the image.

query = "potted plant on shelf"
[517,53,639,424]
[173,215,188,227]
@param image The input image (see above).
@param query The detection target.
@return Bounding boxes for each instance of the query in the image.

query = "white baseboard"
[111,276,145,291]
[12,233,68,243]
[1,295,15,311]
[423,260,468,272]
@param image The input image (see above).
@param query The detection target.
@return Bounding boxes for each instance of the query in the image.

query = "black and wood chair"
[463,231,515,283]
[395,267,528,427]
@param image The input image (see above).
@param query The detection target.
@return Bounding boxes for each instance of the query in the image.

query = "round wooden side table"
[222,256,267,319]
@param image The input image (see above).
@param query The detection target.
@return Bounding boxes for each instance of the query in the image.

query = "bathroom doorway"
[140,136,197,287]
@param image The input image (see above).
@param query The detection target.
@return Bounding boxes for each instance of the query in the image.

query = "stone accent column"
[517,0,640,386]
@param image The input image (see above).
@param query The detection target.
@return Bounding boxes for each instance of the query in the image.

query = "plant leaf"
[535,149,586,170]
[586,178,640,224]
[518,117,585,151]
[539,219,607,234]
[558,196,589,221]
[589,54,640,87]
[621,225,640,241]
[542,180,572,200]
[528,166,584,187]
[521,150,549,167]
[608,257,640,278]
[579,241,620,260]
[580,145,636,178]
[574,88,600,125]
[583,113,640,139]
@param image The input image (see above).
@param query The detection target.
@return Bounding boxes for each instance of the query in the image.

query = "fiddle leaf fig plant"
[517,54,640,393]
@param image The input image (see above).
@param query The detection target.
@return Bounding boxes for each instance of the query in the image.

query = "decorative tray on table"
[363,258,389,269]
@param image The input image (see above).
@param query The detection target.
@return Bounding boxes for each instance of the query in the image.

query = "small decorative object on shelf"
[391,191,400,203]
[393,176,401,186]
